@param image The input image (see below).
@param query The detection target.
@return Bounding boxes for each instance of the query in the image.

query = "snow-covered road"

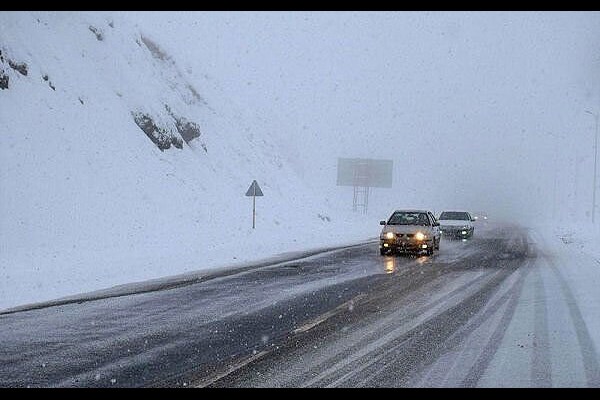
[1,222,599,387]
[209,224,600,388]
[474,228,600,387]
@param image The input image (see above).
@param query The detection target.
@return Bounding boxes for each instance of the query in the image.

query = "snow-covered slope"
[0,11,373,310]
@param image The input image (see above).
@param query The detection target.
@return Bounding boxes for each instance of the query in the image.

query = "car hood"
[439,220,473,227]
[381,225,431,235]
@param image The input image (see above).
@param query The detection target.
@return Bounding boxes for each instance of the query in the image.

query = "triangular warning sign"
[245,180,264,196]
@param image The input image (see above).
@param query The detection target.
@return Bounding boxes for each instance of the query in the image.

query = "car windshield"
[387,212,430,225]
[439,212,470,220]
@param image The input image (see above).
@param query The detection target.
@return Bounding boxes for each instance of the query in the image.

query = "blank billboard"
[336,158,393,188]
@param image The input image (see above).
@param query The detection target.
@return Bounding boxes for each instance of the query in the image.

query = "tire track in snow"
[530,256,552,387]
[543,254,600,387]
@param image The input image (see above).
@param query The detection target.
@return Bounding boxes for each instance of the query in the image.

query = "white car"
[438,211,475,239]
[472,212,489,222]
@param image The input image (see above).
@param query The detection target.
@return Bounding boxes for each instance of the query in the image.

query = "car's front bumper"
[440,227,473,238]
[380,238,431,252]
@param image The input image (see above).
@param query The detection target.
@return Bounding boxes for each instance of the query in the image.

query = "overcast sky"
[122,11,600,221]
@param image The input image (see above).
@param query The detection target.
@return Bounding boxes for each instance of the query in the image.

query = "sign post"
[245,180,264,229]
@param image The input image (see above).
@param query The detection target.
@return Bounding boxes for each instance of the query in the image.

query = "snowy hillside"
[0,11,373,310]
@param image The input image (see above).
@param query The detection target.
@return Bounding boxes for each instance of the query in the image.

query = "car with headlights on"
[438,211,475,239]
[379,210,441,256]
[472,211,489,223]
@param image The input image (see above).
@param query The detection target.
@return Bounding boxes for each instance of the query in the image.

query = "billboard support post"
[337,158,393,214]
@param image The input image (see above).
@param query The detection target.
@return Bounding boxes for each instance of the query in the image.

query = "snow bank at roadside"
[547,222,600,262]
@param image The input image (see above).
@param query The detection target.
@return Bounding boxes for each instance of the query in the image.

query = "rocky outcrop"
[0,71,8,90]
[132,112,183,151]
[164,105,208,152]
[88,25,104,41]
[8,59,27,76]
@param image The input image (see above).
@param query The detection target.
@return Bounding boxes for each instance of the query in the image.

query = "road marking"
[292,294,368,335]
[193,350,271,388]
[194,293,369,387]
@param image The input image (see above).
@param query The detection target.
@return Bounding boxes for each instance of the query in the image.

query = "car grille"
[394,233,414,238]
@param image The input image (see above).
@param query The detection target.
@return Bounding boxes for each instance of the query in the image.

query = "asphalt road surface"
[1,222,597,387]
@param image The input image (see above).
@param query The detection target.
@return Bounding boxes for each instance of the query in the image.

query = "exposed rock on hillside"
[132,111,183,151]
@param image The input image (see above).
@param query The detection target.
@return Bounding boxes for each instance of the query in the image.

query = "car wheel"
[426,244,434,256]
[435,238,440,250]
[380,248,388,256]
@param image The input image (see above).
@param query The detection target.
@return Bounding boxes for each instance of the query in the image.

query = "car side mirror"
[380,220,386,225]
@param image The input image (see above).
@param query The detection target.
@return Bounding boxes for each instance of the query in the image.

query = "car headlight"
[385,232,395,239]
[415,232,426,241]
